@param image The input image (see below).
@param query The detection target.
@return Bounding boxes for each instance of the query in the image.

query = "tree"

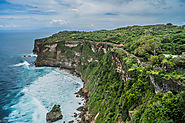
[149,55,159,66]
[166,23,173,26]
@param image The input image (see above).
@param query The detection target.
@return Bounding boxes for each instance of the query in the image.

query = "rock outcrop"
[33,40,113,71]
[34,39,185,123]
[46,104,63,123]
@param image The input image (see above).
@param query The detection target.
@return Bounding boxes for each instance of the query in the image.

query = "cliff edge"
[33,25,185,123]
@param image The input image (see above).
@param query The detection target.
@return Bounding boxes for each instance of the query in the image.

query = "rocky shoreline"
[60,68,91,123]
[69,71,91,123]
[75,88,90,123]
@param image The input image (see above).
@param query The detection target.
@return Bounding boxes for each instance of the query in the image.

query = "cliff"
[33,25,185,123]
[34,39,112,74]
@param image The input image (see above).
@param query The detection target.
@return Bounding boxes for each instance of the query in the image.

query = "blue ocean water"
[0,32,84,122]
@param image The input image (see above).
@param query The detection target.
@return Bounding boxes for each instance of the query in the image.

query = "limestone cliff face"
[33,40,112,72]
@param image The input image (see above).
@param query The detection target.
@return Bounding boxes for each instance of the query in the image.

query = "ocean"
[0,32,84,122]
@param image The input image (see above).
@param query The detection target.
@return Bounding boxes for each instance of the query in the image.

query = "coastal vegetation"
[37,24,185,57]
[34,24,185,123]
[79,52,185,122]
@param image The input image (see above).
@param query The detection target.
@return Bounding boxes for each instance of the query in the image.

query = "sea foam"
[4,68,84,123]
[14,61,30,67]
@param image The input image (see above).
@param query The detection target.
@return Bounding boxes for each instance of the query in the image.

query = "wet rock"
[77,106,84,111]
[69,120,74,123]
[79,113,82,118]
[46,104,63,123]
[76,88,88,100]
[74,112,78,117]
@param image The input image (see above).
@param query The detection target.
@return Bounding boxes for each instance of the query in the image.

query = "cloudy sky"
[0,0,185,30]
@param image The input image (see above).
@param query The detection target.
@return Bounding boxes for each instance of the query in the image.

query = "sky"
[0,0,185,31]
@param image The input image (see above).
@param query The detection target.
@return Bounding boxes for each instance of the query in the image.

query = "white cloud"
[45,9,57,12]
[90,24,95,27]
[71,9,79,12]
[0,15,30,19]
[0,24,17,28]
[50,19,67,25]
[1,0,185,30]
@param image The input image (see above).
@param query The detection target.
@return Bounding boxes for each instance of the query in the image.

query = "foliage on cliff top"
[36,24,185,57]
[79,51,185,123]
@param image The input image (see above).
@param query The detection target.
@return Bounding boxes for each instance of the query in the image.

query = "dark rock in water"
[74,112,78,117]
[46,104,63,122]
[69,120,74,123]
[79,113,82,118]
[77,106,85,111]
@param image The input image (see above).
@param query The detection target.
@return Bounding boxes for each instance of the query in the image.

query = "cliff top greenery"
[37,23,185,56]
[36,23,185,64]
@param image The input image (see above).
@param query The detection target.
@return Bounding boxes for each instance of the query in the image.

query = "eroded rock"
[46,104,63,123]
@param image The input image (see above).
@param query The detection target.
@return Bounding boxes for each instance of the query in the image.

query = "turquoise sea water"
[0,32,84,122]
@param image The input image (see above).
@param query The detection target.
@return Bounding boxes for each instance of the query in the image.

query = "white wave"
[5,90,48,123]
[27,53,37,57]
[32,96,48,123]
[22,53,37,57]
[14,61,30,67]
[5,69,84,123]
